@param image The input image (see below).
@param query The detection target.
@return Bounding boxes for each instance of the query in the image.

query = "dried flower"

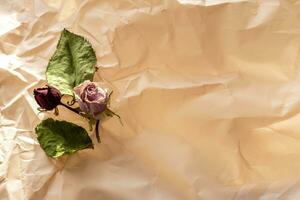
[34,86,62,110]
[74,81,108,118]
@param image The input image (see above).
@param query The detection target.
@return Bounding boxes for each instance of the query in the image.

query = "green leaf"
[35,118,93,158]
[46,29,97,95]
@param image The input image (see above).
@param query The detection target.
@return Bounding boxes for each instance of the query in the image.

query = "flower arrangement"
[33,29,120,158]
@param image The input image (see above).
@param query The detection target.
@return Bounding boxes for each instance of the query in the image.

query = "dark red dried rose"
[34,86,62,110]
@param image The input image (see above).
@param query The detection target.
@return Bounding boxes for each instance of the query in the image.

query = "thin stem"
[95,120,100,143]
[59,102,101,143]
[59,102,80,115]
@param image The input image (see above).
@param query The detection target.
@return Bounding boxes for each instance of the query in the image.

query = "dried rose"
[34,86,62,110]
[74,80,108,118]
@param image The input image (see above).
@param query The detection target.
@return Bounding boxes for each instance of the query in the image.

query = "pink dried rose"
[74,80,108,117]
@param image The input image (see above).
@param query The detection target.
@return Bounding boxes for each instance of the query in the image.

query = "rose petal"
[34,94,48,108]
[84,84,99,101]
[84,87,107,103]
[80,91,87,102]
[79,100,90,113]
[86,91,102,101]
[89,102,107,117]
[34,88,48,95]
[74,80,92,97]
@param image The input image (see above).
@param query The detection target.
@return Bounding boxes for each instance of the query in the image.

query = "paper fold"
[2,0,300,199]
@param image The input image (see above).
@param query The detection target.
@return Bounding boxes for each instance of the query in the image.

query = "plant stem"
[95,120,100,143]
[59,102,80,115]
[60,102,101,143]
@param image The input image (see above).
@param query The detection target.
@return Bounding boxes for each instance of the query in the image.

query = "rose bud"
[74,80,108,118]
[33,86,62,110]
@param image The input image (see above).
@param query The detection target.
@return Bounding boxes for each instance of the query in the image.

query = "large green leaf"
[35,118,93,158]
[46,29,97,95]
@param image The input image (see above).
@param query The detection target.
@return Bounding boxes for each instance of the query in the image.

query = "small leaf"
[35,118,93,158]
[104,108,123,126]
[46,29,97,95]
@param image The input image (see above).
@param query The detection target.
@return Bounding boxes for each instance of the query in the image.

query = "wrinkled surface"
[2,0,300,199]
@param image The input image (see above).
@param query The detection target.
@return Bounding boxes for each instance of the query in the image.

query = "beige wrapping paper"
[1,0,300,199]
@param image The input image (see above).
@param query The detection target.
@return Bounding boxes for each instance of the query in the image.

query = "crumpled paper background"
[1,0,300,199]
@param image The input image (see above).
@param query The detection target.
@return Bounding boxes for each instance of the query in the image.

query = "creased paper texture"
[1,0,300,199]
